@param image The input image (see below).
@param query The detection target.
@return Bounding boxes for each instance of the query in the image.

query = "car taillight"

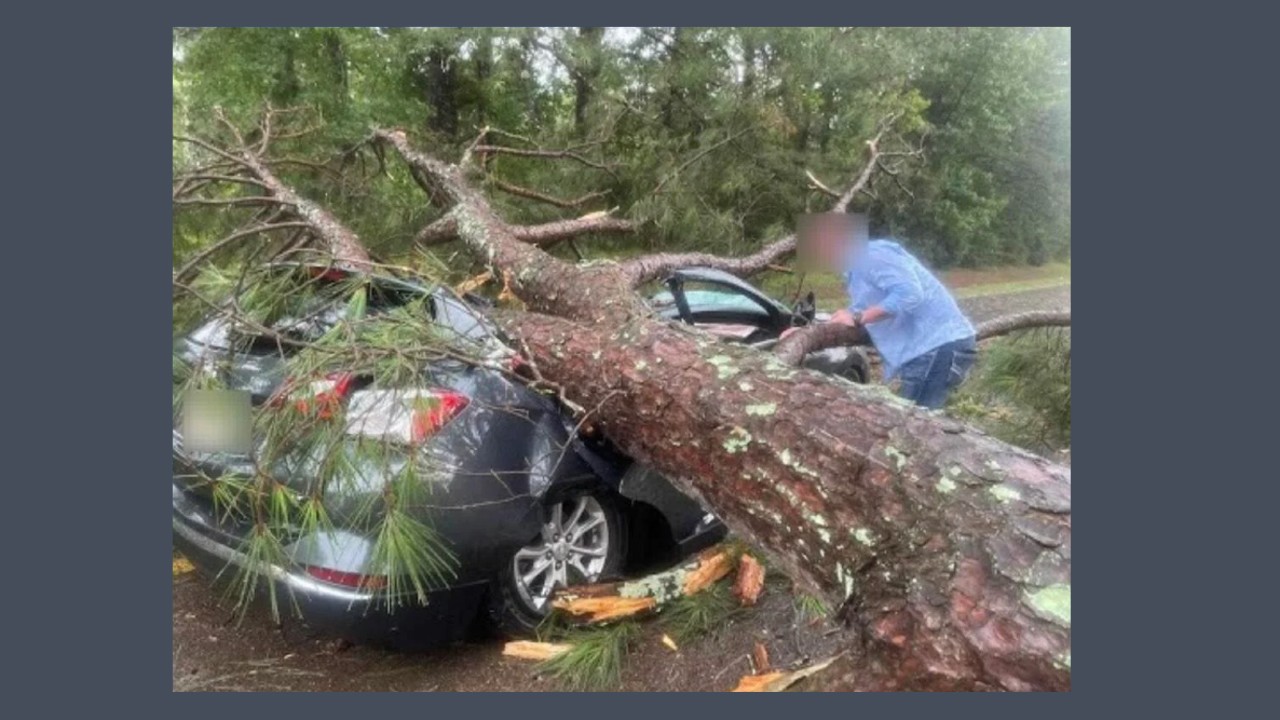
[343,388,470,446]
[409,392,470,443]
[269,372,354,419]
[305,565,387,590]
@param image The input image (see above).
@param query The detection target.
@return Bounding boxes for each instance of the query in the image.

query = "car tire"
[841,350,870,384]
[487,487,627,637]
[802,347,870,384]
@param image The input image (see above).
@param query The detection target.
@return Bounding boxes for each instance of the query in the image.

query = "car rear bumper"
[173,509,487,647]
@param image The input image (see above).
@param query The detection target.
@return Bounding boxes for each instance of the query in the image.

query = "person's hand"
[780,326,801,340]
[831,308,858,326]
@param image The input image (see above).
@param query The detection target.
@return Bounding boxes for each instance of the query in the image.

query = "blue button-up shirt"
[844,240,975,379]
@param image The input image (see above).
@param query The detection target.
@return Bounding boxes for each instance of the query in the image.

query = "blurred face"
[797,213,868,272]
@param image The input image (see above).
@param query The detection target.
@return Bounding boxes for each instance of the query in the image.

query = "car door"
[658,274,790,342]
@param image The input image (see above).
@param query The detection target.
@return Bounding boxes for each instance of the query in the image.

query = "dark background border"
[8,0,1267,710]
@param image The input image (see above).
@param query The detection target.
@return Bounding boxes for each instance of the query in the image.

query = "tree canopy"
[173,27,1070,273]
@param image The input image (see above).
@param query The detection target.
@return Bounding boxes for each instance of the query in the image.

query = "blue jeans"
[896,336,978,409]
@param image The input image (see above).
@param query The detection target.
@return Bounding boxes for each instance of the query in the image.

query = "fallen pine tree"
[174,109,1071,691]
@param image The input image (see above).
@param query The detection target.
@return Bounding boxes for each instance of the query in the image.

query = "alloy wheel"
[512,495,610,612]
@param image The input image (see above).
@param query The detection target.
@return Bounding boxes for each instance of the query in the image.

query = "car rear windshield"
[187,266,434,352]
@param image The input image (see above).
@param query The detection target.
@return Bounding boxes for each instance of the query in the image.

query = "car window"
[652,280,773,318]
[188,267,438,352]
[252,270,428,340]
[433,293,494,342]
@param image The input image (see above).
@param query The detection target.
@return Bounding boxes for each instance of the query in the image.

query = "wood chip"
[682,550,733,595]
[453,270,493,295]
[502,641,574,661]
[172,554,195,576]
[733,554,766,605]
[732,672,786,692]
[497,269,522,307]
[730,656,839,692]
[752,641,770,674]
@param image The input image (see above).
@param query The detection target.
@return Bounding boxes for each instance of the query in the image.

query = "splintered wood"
[682,548,733,595]
[752,641,771,674]
[453,270,493,295]
[502,640,574,661]
[551,595,657,623]
[733,554,765,605]
[552,546,732,624]
[731,656,839,692]
[733,672,787,692]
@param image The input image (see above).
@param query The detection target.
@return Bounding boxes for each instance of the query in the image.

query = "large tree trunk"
[503,312,1070,690]
[374,129,1071,691]
[572,27,604,136]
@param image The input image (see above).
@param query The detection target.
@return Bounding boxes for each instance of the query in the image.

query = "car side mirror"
[794,291,817,323]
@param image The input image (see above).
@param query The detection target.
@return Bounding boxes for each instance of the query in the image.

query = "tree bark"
[572,27,604,136]
[619,235,797,286]
[976,311,1071,341]
[414,211,634,248]
[774,323,869,365]
[502,311,1070,690]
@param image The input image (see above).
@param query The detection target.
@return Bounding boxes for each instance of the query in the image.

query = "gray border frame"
[10,1,1262,710]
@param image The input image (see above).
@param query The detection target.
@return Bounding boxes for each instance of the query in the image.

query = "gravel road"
[959,284,1070,325]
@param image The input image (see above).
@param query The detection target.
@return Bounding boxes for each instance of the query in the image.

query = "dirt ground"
[172,283,1069,692]
[172,564,842,692]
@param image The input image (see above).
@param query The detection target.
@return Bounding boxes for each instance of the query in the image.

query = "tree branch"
[173,108,372,268]
[413,210,635,248]
[773,311,1072,364]
[652,128,752,195]
[487,176,608,209]
[773,323,870,365]
[618,112,908,285]
[619,234,797,287]
[513,212,635,246]
[471,144,616,174]
[173,221,312,285]
[976,311,1071,341]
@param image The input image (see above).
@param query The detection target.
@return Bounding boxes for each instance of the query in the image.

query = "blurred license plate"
[182,389,252,454]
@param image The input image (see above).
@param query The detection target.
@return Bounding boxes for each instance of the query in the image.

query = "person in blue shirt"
[789,214,978,408]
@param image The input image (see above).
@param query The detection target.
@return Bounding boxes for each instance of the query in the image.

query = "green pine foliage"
[174,27,1071,281]
[949,329,1071,452]
[659,581,742,643]
[173,265,497,620]
[537,622,642,691]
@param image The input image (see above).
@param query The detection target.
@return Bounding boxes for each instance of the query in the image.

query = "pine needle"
[659,581,741,642]
[538,622,641,691]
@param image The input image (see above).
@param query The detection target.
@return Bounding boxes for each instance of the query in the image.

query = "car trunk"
[173,267,429,531]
